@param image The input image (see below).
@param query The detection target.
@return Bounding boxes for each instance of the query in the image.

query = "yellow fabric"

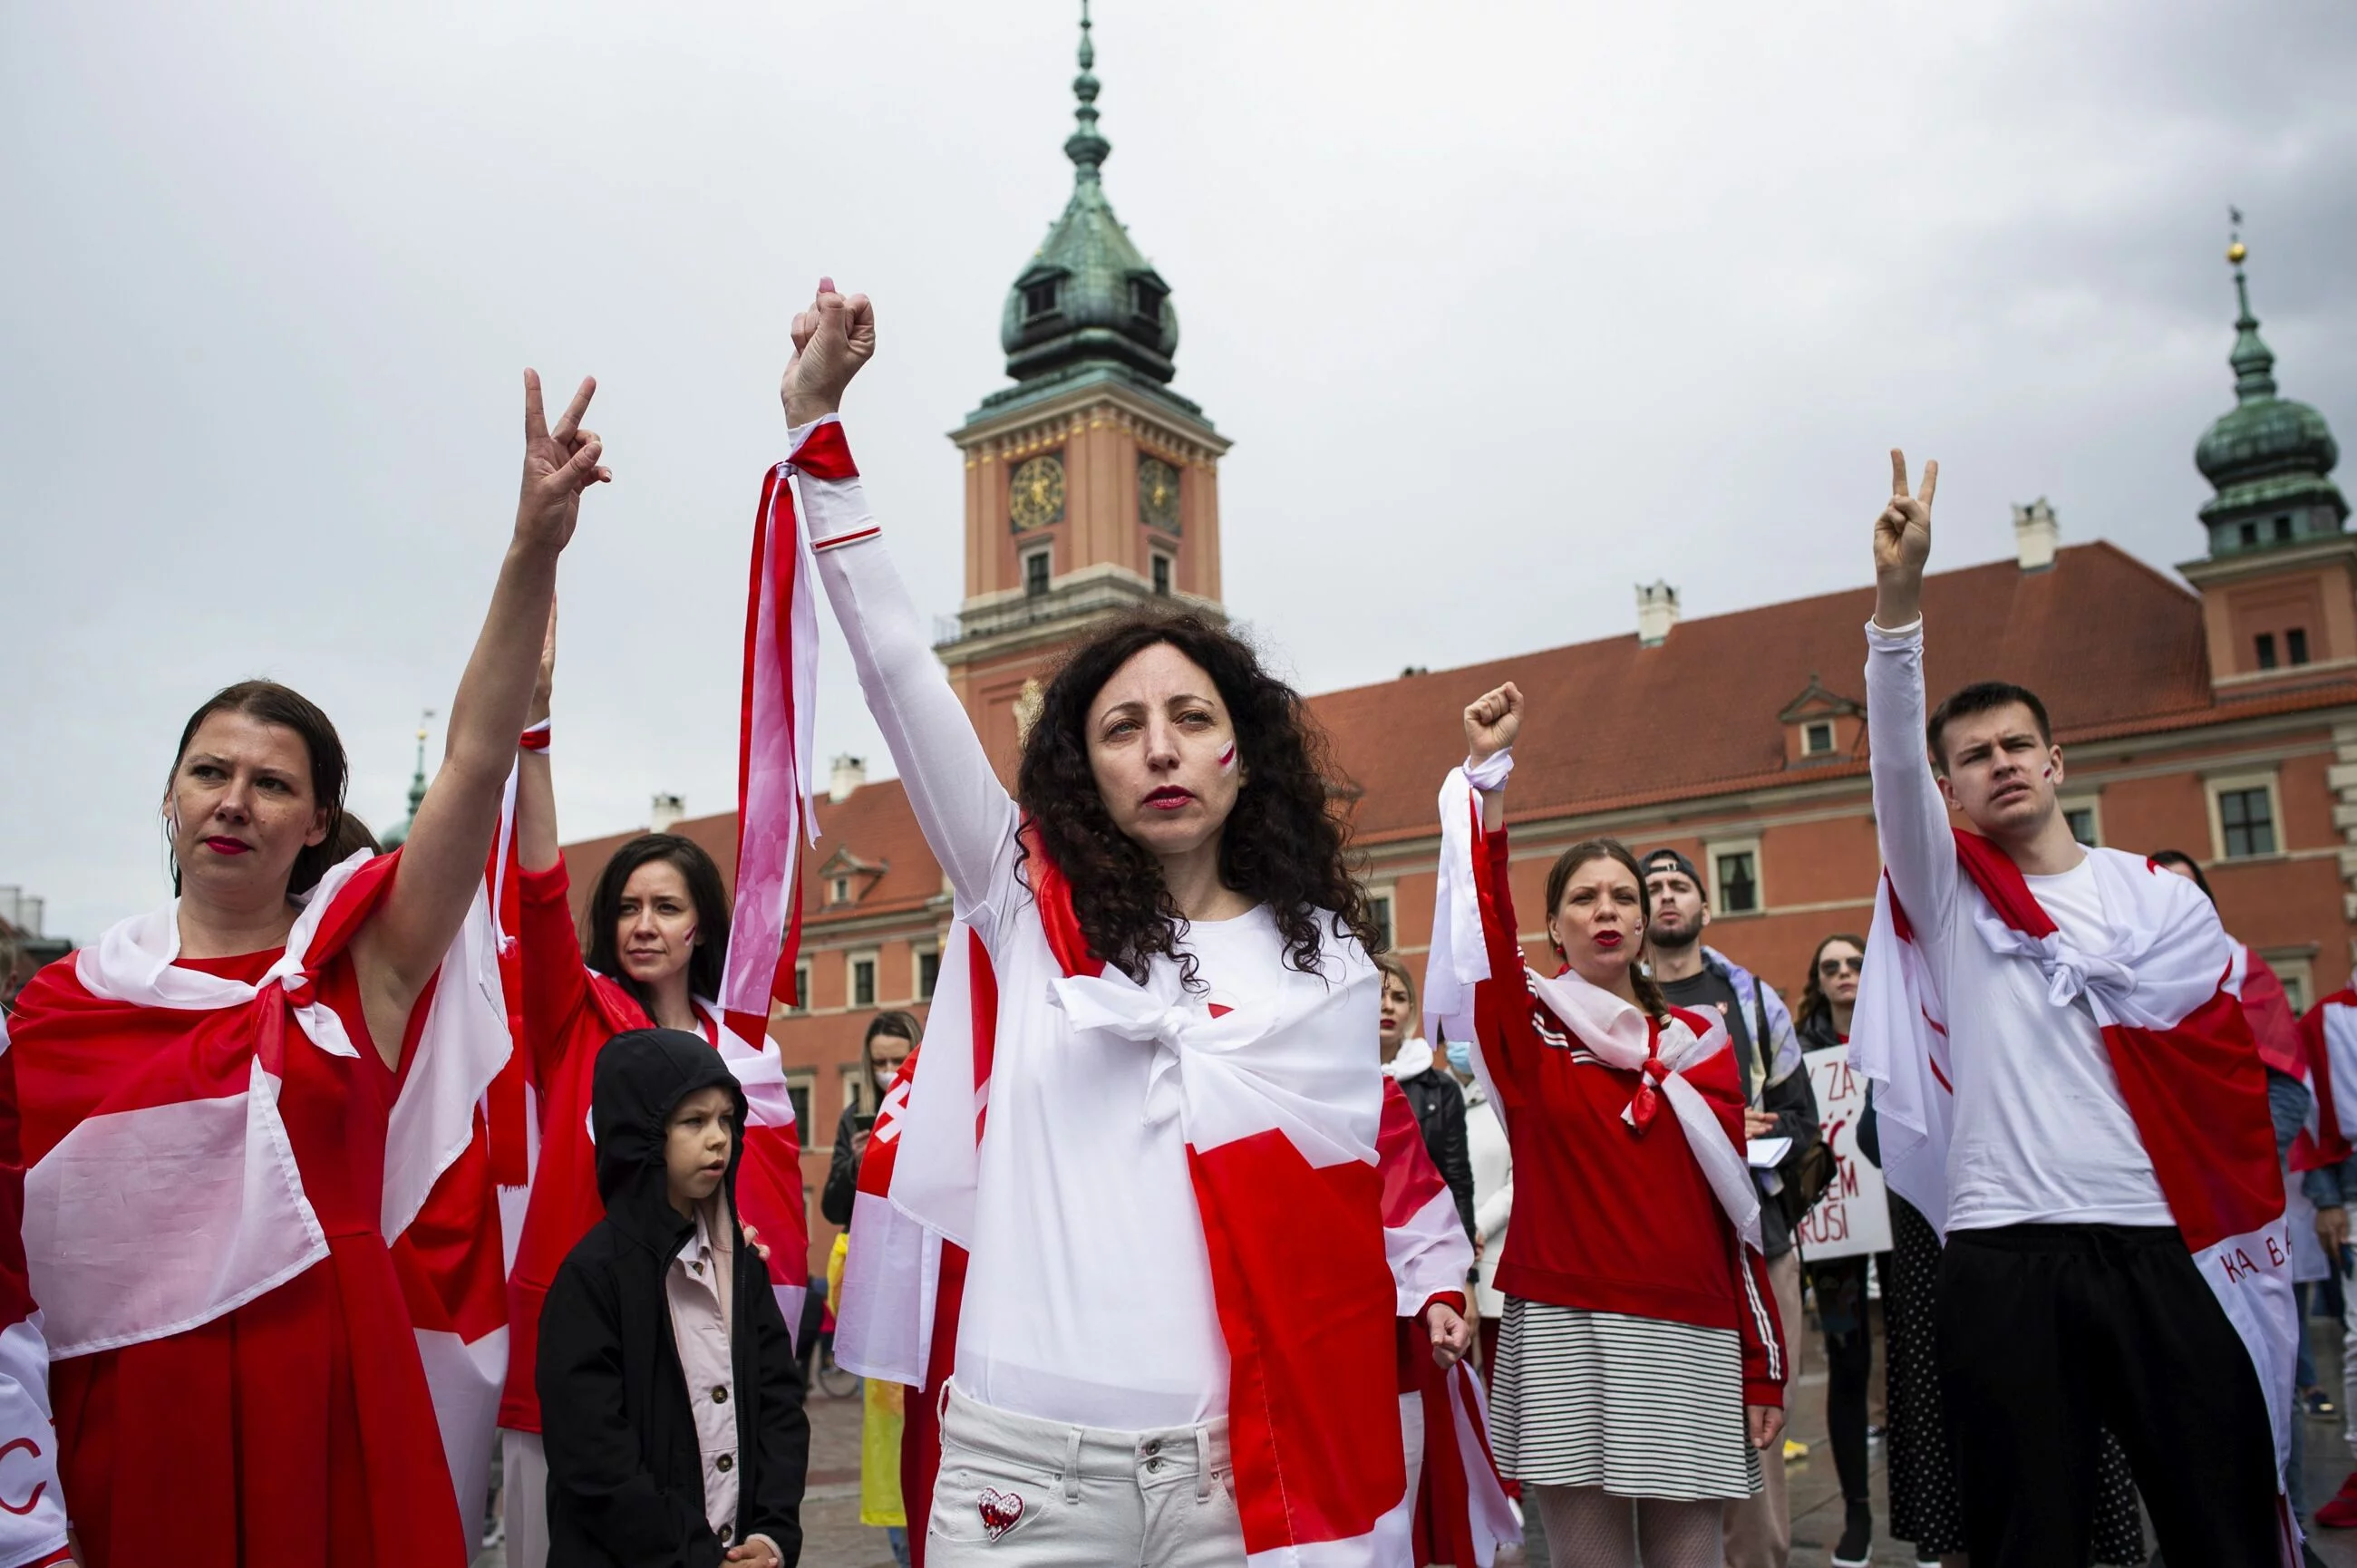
[832,1232,908,1527]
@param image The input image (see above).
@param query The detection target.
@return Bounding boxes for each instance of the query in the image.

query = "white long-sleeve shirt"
[1864,618,2170,1230]
[798,419,1235,1428]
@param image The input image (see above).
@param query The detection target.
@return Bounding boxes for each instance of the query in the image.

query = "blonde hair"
[1373,952,1418,1008]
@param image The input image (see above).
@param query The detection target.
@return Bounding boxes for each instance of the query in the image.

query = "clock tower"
[937,1,1232,781]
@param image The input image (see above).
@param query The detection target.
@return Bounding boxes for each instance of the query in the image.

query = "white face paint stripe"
[1217,741,1237,772]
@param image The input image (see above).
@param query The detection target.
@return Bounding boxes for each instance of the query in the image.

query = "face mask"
[1446,1040,1473,1075]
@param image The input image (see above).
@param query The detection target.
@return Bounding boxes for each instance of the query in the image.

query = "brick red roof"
[562,776,946,935]
[568,543,2357,906]
[1314,542,2357,844]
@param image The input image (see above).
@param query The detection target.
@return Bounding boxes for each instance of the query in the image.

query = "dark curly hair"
[1015,612,1381,986]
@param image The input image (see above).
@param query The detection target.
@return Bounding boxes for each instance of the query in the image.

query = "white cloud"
[5,0,2352,938]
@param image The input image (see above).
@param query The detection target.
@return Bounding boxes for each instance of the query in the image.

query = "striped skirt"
[1490,1297,1762,1502]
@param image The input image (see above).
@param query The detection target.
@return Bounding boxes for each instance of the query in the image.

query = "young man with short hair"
[1854,451,2294,1566]
[1641,848,1819,1568]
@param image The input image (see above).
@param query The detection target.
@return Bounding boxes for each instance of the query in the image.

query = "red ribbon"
[1628,1056,1671,1135]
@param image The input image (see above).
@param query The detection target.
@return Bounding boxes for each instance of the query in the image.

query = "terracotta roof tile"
[566,544,2346,895]
[560,778,946,934]
[1313,543,2219,838]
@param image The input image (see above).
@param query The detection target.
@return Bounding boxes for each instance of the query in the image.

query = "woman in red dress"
[2,372,609,1568]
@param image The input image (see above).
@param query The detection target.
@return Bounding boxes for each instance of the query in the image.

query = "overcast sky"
[6,0,2354,941]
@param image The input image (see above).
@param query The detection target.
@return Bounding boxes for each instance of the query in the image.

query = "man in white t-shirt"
[1863,452,2284,1566]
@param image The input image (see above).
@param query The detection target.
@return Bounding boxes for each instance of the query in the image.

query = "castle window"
[2275,515,2294,542]
[2289,628,2311,665]
[1152,552,1173,596]
[2255,633,2277,671]
[850,953,878,1010]
[791,962,810,1013]
[1706,838,1762,915]
[2240,521,2259,547]
[2208,775,2281,861]
[2061,793,2102,847]
[1023,279,1059,320]
[917,947,941,1002]
[1023,547,1052,598]
[1130,279,1165,324]
[1802,720,1834,756]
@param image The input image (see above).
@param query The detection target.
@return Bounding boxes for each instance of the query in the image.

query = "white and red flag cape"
[1374,1078,1519,1568]
[2290,989,2357,1178]
[699,427,840,1313]
[5,847,515,1544]
[1851,832,2296,1557]
[845,837,1407,1567]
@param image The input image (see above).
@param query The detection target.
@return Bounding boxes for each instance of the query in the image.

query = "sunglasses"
[1817,955,1864,976]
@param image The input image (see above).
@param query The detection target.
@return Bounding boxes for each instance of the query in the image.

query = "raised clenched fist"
[1463,682,1523,764]
[782,276,877,426]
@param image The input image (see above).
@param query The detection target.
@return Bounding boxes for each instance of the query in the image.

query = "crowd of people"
[0,278,2340,1568]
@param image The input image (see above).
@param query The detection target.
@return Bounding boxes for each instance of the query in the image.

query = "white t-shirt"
[1865,620,2172,1232]
[1942,857,2173,1230]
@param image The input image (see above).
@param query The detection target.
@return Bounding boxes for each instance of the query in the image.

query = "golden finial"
[2226,205,2246,266]
[2227,240,2247,265]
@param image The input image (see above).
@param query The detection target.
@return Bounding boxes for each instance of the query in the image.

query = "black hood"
[590,1027,748,1255]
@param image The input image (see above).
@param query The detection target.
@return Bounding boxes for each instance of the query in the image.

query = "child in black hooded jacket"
[538,1026,809,1566]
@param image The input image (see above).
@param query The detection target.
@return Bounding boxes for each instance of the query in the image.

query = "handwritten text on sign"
[1797,1046,1892,1260]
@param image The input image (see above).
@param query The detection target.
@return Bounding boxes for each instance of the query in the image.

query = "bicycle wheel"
[817,1346,862,1399]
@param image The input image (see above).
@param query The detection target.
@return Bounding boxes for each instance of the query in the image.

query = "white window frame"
[1801,719,1835,757]
[1364,882,1396,951]
[913,943,941,1002]
[2205,769,2284,862]
[829,874,853,905]
[839,1061,865,1114]
[2264,950,2317,1016]
[2059,791,2104,848]
[847,947,880,1010]
[790,961,811,1013]
[1704,836,1764,916]
[783,1068,817,1143]
[1022,544,1053,598]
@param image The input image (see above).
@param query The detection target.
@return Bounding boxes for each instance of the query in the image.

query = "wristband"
[520,721,551,753]
[1463,748,1514,791]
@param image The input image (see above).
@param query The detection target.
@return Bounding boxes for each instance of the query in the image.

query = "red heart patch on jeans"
[977,1486,1024,1541]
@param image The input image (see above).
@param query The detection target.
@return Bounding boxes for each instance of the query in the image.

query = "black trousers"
[1936,1224,2283,1568]
[1813,1253,1876,1505]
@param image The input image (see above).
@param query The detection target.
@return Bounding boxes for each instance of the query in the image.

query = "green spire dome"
[2195,231,2346,557]
[997,1,1180,392]
[381,712,432,850]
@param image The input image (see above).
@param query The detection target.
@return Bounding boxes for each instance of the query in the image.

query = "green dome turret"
[2195,231,2346,557]
[998,1,1180,390]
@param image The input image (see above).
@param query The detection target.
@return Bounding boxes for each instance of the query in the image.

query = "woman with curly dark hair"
[780,281,1464,1567]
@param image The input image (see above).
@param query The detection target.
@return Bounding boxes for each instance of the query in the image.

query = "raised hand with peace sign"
[1872,448,1937,632]
[517,370,610,555]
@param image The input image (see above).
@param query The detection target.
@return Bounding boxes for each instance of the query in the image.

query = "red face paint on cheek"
[1217,742,1237,773]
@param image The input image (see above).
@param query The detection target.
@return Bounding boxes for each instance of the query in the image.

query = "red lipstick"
[202,837,252,856]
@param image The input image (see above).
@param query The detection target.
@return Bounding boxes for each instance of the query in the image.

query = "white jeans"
[502,1429,549,1568]
[926,1383,1243,1566]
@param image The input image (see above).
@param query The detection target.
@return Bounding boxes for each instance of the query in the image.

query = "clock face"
[1138,455,1181,534]
[1009,453,1066,532]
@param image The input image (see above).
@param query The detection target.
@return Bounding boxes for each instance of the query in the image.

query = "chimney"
[1636,581,1681,647]
[650,793,684,833]
[2013,498,2059,572]
[829,754,868,805]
